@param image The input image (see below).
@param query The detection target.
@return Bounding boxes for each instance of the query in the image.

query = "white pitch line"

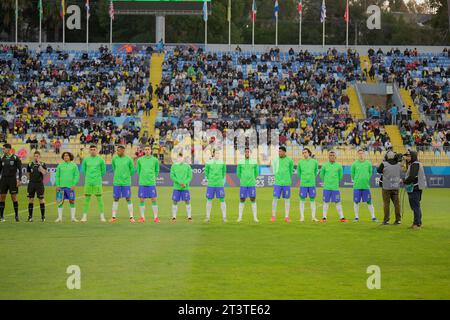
[4,191,113,217]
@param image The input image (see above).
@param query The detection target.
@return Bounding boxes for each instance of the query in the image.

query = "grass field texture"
[0,187,449,300]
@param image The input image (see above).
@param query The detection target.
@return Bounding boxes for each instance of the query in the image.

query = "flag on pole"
[274,0,279,18]
[227,0,231,22]
[60,0,65,18]
[86,0,90,18]
[320,0,326,23]
[203,0,208,22]
[109,0,115,20]
[344,0,349,22]
[251,0,257,22]
[298,0,303,14]
[38,0,43,18]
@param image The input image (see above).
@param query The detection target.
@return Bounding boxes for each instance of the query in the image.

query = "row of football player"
[0,144,378,224]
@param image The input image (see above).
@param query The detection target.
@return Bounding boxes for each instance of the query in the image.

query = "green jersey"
[55,161,79,188]
[320,161,343,191]
[112,155,135,186]
[237,158,259,187]
[170,162,193,190]
[297,158,318,187]
[136,155,159,186]
[272,156,294,186]
[81,156,106,186]
[351,160,373,190]
[205,159,226,187]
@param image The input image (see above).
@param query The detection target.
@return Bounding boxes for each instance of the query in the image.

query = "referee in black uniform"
[27,151,47,222]
[0,144,22,222]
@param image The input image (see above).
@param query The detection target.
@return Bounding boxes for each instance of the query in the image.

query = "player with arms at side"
[26,151,47,222]
[55,152,80,222]
[170,152,193,223]
[204,149,227,223]
[297,148,319,222]
[351,149,377,222]
[81,145,107,223]
[136,145,160,223]
[236,147,259,223]
[0,144,22,222]
[320,151,347,223]
[271,146,294,223]
[110,145,136,223]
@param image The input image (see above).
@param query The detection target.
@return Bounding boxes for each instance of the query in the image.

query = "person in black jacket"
[402,150,427,230]
[0,144,22,222]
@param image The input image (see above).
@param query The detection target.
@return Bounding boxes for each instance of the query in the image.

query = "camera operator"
[402,150,426,230]
[377,150,402,225]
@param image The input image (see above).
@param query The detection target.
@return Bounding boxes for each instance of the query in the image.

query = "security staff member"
[0,144,22,222]
[27,151,47,222]
[402,150,426,230]
[377,150,402,225]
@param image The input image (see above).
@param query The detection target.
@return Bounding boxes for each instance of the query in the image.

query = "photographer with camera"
[402,150,426,230]
[377,150,402,225]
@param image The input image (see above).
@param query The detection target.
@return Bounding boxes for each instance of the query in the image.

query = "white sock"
[336,203,344,219]
[299,201,305,220]
[100,213,105,220]
[220,202,227,220]
[206,200,212,220]
[238,202,245,220]
[172,204,178,218]
[311,201,317,219]
[70,207,76,220]
[127,203,134,218]
[354,203,359,219]
[186,204,192,218]
[152,204,158,219]
[112,201,119,218]
[57,208,63,220]
[272,198,278,217]
[139,204,145,218]
[284,199,290,218]
[251,202,257,220]
[323,203,329,219]
[368,203,375,219]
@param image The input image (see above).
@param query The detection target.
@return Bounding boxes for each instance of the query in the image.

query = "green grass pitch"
[0,186,449,300]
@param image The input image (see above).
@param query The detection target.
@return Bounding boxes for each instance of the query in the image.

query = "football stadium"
[0,0,450,304]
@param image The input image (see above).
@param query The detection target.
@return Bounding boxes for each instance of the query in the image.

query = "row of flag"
[52,1,114,20]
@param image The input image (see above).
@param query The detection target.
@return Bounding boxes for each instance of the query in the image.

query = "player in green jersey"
[110,145,135,223]
[271,146,294,223]
[204,149,227,223]
[55,152,80,222]
[236,147,259,223]
[136,145,160,223]
[319,151,347,223]
[80,145,107,222]
[351,149,377,222]
[297,148,319,222]
[170,152,193,223]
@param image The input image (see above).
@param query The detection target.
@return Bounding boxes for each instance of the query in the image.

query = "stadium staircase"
[398,88,420,121]
[384,125,406,153]
[141,52,165,138]
[347,86,364,120]
[360,55,377,84]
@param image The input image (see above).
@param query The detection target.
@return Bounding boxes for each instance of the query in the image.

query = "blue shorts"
[323,190,341,203]
[299,187,316,199]
[172,190,191,202]
[61,187,75,201]
[240,186,256,199]
[353,189,372,203]
[113,186,131,199]
[138,186,157,199]
[206,187,225,199]
[273,185,291,199]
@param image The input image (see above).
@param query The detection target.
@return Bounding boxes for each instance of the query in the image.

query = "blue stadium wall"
[22,165,450,188]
